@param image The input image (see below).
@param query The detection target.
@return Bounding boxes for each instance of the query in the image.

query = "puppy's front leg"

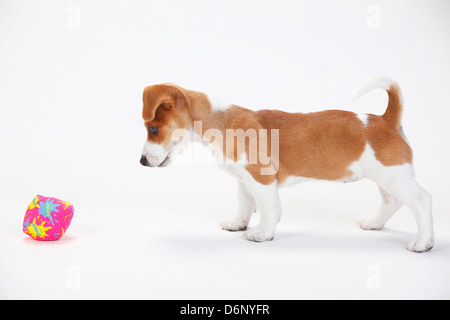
[220,181,256,231]
[243,179,281,242]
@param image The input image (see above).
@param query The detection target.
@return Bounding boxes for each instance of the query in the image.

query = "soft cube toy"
[23,195,74,241]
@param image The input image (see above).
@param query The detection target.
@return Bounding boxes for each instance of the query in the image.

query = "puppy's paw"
[407,238,434,253]
[243,226,274,242]
[357,219,384,231]
[220,219,248,232]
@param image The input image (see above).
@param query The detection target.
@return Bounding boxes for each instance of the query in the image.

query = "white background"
[1,0,450,299]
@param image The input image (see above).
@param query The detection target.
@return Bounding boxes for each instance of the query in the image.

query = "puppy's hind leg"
[371,164,434,252]
[358,186,403,230]
[220,181,256,231]
[403,183,434,252]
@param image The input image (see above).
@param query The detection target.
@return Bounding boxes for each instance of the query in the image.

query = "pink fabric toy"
[23,195,74,241]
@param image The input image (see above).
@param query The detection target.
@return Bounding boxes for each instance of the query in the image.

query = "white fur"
[206,94,232,112]
[350,76,403,104]
[278,176,318,188]
[356,113,369,127]
[219,180,256,231]
[353,144,434,252]
[141,139,169,167]
[218,162,281,241]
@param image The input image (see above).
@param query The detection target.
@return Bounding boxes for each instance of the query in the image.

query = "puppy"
[140,77,434,252]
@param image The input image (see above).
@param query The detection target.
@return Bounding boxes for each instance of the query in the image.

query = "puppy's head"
[140,84,190,167]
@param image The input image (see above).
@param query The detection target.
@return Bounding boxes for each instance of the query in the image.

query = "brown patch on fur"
[367,82,412,166]
[382,83,402,127]
[366,114,412,166]
[256,110,367,184]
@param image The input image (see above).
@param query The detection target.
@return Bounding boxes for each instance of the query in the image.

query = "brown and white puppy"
[140,77,434,252]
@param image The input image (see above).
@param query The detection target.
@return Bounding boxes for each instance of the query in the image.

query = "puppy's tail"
[350,76,404,127]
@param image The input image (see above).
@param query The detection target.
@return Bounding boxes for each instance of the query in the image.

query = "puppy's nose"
[140,155,149,167]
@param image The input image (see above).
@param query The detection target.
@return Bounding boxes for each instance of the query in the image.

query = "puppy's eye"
[149,127,158,136]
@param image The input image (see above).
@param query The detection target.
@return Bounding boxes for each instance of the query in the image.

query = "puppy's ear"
[142,85,186,121]
[157,101,173,111]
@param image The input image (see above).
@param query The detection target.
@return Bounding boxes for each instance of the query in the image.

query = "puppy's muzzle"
[140,155,170,167]
[140,155,150,167]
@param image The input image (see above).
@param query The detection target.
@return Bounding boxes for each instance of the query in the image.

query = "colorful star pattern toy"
[23,195,74,241]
